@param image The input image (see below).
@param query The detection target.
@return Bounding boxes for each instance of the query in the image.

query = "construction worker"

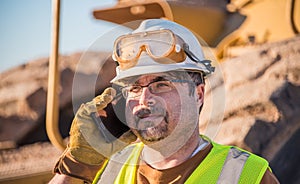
[50,19,279,184]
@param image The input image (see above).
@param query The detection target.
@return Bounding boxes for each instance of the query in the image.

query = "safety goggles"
[113,29,188,70]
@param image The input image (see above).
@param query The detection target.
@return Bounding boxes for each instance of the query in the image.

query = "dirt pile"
[0,52,115,147]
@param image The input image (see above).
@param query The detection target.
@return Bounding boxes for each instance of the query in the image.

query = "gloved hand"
[54,87,137,183]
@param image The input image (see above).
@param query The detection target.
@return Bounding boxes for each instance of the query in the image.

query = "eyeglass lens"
[122,80,174,99]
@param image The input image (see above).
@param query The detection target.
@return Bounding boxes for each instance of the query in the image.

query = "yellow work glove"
[69,87,136,164]
[54,87,137,183]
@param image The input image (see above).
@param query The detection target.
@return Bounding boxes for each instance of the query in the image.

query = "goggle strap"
[183,43,215,74]
[183,43,201,62]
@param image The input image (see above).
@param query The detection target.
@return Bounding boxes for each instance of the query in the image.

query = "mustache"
[134,106,167,122]
[136,108,151,119]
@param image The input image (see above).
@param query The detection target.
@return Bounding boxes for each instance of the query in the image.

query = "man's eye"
[155,82,171,88]
[129,86,141,93]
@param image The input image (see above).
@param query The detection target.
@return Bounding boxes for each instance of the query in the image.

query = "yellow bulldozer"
[91,0,300,59]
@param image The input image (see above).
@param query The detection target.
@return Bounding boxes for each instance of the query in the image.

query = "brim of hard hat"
[111,59,210,83]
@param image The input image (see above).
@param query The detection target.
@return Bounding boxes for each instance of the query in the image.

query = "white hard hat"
[111,19,214,83]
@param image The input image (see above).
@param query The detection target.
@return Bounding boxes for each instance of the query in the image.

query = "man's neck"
[141,132,201,170]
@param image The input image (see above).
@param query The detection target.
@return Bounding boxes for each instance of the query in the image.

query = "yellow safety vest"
[93,136,269,184]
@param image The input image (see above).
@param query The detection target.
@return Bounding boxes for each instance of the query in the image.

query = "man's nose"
[139,87,155,106]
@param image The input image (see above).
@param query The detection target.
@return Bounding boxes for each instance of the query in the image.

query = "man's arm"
[261,169,280,184]
[49,173,85,184]
[52,149,105,183]
[49,88,136,183]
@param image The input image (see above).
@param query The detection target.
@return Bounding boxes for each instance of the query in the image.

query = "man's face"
[124,73,199,144]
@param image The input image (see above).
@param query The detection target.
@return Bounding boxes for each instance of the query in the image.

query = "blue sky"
[0,0,121,72]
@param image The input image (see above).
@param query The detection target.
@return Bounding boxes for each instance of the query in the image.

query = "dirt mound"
[0,52,115,147]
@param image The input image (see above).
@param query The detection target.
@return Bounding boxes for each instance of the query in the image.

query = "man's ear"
[195,84,205,104]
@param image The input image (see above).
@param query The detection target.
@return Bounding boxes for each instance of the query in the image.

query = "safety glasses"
[121,78,195,99]
[113,29,187,70]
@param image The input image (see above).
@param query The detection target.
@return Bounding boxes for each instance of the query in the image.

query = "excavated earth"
[0,36,299,183]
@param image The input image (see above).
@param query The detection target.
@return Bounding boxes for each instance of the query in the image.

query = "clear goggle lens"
[113,29,186,69]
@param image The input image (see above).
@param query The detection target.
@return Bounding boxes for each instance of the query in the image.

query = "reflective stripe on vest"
[93,142,144,184]
[217,147,250,183]
[93,138,269,184]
